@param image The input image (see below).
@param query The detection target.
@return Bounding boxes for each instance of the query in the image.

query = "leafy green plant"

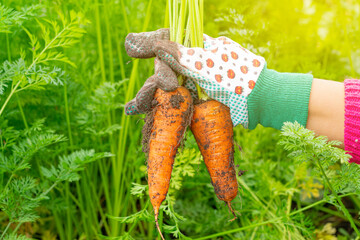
[0,4,111,239]
[0,116,109,230]
[0,10,87,116]
[2,232,31,240]
[0,4,40,34]
[0,122,111,238]
[279,121,360,235]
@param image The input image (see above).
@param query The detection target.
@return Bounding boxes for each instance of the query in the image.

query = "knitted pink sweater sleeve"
[344,79,360,164]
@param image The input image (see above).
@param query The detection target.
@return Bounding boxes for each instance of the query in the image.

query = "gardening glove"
[125,29,313,129]
[124,29,198,115]
[124,57,180,115]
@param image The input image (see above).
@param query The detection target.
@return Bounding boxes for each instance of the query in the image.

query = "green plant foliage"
[0,3,40,33]
[130,183,147,199]
[279,122,360,235]
[170,147,202,191]
[108,207,153,224]
[1,176,44,223]
[279,122,360,194]
[41,149,113,182]
[2,233,32,240]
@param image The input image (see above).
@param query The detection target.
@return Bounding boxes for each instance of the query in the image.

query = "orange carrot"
[144,86,192,239]
[190,100,238,221]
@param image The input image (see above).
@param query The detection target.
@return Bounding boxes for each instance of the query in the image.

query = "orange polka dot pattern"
[178,34,265,97]
[174,34,266,127]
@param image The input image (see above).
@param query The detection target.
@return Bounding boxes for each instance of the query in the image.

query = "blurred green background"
[0,0,360,239]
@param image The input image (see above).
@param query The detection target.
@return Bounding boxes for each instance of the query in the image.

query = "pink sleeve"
[344,79,360,164]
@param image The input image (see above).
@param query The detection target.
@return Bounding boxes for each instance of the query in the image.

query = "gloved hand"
[125,29,313,129]
[124,57,180,115]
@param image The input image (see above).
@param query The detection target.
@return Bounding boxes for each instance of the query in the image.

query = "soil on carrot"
[178,97,194,150]
[212,177,234,200]
[182,97,193,128]
[209,153,237,199]
[141,88,193,154]
[169,94,185,109]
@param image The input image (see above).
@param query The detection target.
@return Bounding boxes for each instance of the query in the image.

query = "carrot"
[144,86,192,240]
[190,100,238,221]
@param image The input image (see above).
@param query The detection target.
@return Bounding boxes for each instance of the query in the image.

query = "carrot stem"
[187,0,209,100]
[169,0,210,100]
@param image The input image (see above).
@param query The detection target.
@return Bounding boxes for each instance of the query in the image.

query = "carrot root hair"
[155,213,165,240]
[227,201,237,222]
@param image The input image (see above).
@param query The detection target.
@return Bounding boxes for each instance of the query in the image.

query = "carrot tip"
[229,216,238,222]
[155,215,165,240]
[226,201,238,222]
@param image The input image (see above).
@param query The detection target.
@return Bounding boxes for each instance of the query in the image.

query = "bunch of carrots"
[127,1,239,239]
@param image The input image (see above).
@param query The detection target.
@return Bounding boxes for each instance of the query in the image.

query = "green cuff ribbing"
[247,66,313,130]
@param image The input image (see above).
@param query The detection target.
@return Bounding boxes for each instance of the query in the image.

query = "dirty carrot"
[143,86,192,239]
[190,100,238,220]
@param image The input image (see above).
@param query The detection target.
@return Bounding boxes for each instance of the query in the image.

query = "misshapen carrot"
[144,86,192,239]
[190,100,238,220]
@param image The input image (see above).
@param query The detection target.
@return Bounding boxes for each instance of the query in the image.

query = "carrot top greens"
[167,0,209,99]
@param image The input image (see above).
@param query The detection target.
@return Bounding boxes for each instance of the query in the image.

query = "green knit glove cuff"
[247,66,313,130]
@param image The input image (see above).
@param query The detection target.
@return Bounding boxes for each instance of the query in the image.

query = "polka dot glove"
[125,29,313,129]
[157,37,265,127]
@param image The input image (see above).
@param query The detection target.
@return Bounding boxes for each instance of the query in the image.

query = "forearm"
[248,69,347,145]
[306,78,345,143]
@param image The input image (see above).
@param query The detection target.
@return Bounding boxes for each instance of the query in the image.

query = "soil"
[169,94,185,109]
